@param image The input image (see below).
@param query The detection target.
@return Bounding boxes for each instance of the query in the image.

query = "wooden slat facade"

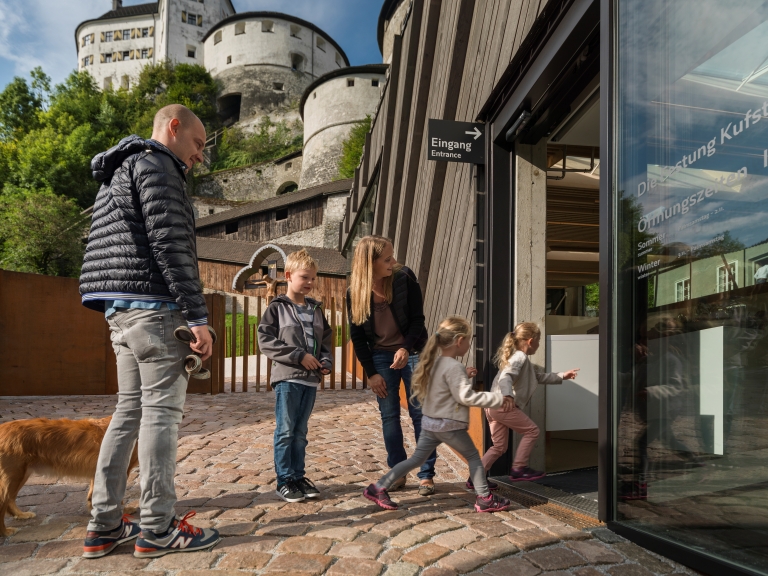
[197,198,324,242]
[199,259,348,305]
[342,0,546,339]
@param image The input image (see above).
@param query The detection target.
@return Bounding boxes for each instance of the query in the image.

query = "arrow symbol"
[465,127,482,140]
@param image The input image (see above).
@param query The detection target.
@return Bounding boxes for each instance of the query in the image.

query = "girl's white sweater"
[421,357,504,423]
[490,350,563,409]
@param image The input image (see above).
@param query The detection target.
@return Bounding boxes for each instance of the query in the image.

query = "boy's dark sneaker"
[509,467,546,482]
[276,480,305,503]
[474,492,511,513]
[363,484,398,510]
[465,477,499,492]
[296,478,320,499]
[83,515,140,558]
[134,512,220,558]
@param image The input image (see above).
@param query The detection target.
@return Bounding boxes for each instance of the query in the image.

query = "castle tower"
[202,12,350,127]
[75,0,235,91]
[298,65,388,190]
[378,0,409,64]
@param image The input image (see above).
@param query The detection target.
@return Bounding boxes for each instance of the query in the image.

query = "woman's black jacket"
[346,266,428,378]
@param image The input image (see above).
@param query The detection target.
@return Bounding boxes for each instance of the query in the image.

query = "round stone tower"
[378,0,410,64]
[298,65,388,190]
[202,12,350,127]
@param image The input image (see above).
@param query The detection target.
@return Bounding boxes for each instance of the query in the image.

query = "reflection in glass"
[615,0,768,571]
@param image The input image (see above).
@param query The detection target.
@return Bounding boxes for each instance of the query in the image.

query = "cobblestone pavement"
[0,391,699,576]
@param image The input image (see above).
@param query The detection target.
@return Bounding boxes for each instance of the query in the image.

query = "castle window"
[273,82,284,91]
[122,29,130,40]
[141,48,148,59]
[275,209,289,220]
[141,28,149,37]
[316,37,326,51]
[104,53,113,63]
[226,55,232,64]
[103,76,112,90]
[186,12,199,26]
[335,52,343,67]
[213,30,222,44]
[371,79,379,87]
[347,79,355,87]
[313,92,316,99]
[83,35,91,46]
[122,50,130,60]
[290,24,301,38]
[285,162,292,170]
[105,31,113,42]
[235,22,245,35]
[187,46,196,58]
[225,221,238,235]
[208,208,214,215]
[82,56,90,67]
[291,53,305,72]
[262,20,274,33]
[121,75,129,90]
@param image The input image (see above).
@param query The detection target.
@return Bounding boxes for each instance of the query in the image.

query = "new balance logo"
[121,525,133,538]
[171,536,194,549]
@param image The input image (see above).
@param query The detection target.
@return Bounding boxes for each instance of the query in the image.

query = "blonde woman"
[347,235,435,494]
[363,316,513,512]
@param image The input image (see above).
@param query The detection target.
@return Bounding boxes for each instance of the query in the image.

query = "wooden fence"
[0,270,365,396]
[221,294,368,393]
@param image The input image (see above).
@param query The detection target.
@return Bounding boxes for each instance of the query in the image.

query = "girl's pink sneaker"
[509,467,546,482]
[363,484,398,510]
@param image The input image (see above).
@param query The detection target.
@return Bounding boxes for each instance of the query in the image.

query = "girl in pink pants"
[481,323,579,482]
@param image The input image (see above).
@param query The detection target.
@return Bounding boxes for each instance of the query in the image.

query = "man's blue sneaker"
[83,515,141,558]
[134,512,220,558]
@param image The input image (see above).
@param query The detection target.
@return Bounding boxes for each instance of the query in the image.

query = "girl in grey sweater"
[363,316,514,513]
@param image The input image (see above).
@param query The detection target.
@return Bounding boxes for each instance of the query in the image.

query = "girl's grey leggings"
[378,428,490,496]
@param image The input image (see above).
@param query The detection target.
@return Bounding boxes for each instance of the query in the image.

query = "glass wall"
[614,0,768,571]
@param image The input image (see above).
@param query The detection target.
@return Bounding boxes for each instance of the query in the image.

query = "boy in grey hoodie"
[257,249,333,502]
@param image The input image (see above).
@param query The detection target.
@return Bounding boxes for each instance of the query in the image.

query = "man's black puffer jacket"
[79,135,207,323]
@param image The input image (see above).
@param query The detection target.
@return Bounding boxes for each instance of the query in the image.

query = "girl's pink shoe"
[509,467,546,482]
[363,484,398,510]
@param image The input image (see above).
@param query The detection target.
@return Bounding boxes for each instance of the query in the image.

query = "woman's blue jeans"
[372,350,437,480]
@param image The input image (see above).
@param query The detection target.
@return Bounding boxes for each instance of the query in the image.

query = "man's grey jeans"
[88,306,190,533]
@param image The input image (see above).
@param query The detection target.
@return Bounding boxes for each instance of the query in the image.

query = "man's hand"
[466,366,478,379]
[301,355,322,371]
[390,348,409,370]
[368,374,387,398]
[502,396,515,412]
[562,368,580,380]
[190,325,213,361]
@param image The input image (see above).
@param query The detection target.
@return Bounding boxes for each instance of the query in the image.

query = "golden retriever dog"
[0,416,138,536]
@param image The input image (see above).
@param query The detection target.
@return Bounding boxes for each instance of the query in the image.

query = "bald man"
[79,105,219,558]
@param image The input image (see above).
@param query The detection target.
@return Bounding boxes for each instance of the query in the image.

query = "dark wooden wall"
[199,259,348,306]
[342,0,546,334]
[197,198,324,242]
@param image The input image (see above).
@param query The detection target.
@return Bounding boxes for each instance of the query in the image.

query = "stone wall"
[381,0,409,65]
[205,15,346,122]
[300,70,385,189]
[193,154,302,203]
[322,192,349,250]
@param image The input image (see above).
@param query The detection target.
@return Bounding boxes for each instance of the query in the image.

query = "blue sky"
[0,0,384,91]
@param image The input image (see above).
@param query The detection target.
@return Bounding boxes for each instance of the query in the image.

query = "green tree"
[0,188,87,277]
[336,115,371,179]
[210,116,303,172]
[0,77,41,140]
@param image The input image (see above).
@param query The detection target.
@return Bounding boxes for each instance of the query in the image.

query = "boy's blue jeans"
[273,381,317,485]
[372,350,437,480]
